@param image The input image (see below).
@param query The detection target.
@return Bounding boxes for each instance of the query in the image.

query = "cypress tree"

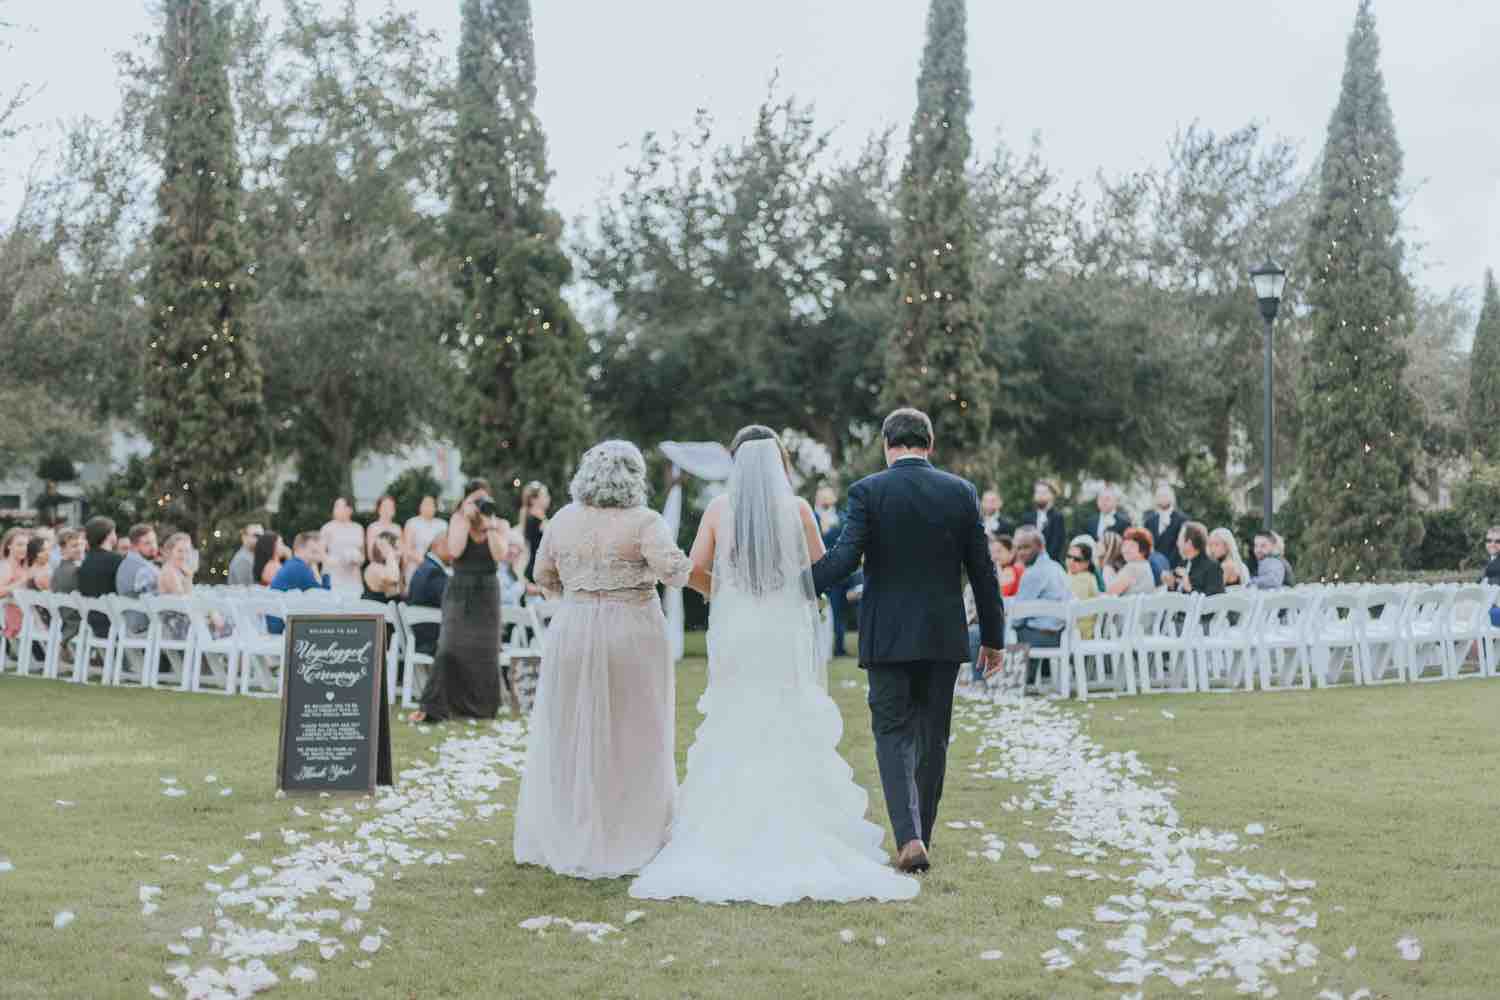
[448,0,591,508]
[142,0,267,556]
[882,0,994,469]
[1293,0,1421,581]
[1467,269,1500,454]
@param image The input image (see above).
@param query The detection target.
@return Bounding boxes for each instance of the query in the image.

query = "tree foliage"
[882,0,995,475]
[1467,270,1500,454]
[140,0,269,547]
[1293,0,1423,580]
[447,0,591,510]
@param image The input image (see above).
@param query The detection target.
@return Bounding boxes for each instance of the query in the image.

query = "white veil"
[716,438,818,607]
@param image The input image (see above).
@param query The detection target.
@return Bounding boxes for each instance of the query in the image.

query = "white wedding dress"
[629,440,918,906]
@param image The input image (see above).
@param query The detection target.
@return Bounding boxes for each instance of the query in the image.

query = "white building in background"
[0,423,466,523]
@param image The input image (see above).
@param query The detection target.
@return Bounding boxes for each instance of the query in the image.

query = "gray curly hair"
[569,440,649,509]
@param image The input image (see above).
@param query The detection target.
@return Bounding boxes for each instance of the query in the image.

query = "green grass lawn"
[3,634,1499,999]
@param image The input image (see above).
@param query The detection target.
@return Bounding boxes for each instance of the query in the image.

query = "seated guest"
[51,528,85,648]
[1248,532,1290,590]
[992,534,1022,597]
[268,532,331,634]
[1273,533,1296,586]
[115,524,161,635]
[78,517,124,638]
[1095,530,1125,591]
[1168,521,1224,597]
[1019,480,1067,563]
[1106,527,1158,597]
[981,488,1013,538]
[1064,539,1100,639]
[1070,533,1105,591]
[1208,528,1249,588]
[24,535,53,592]
[498,536,528,607]
[1012,525,1070,685]
[408,534,451,655]
[227,522,264,586]
[1085,485,1131,541]
[156,532,199,640]
[0,528,33,639]
[1480,526,1500,626]
[362,531,403,603]
[252,531,286,587]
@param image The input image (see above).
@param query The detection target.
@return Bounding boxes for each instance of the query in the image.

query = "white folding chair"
[397,602,440,708]
[1445,585,1493,679]
[1357,586,1409,685]
[1402,586,1456,682]
[13,590,53,678]
[1255,591,1316,691]
[1128,593,1198,694]
[232,596,288,696]
[1194,592,1258,693]
[1067,596,1136,699]
[188,595,240,694]
[1309,589,1363,688]
[110,596,156,688]
[76,596,120,684]
[49,592,89,682]
[0,598,15,673]
[1005,599,1073,697]
[528,599,555,644]
[145,596,197,691]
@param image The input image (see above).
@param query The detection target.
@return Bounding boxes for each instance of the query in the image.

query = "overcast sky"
[2,0,1497,295]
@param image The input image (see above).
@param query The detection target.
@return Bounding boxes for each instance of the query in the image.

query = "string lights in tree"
[1294,0,1422,583]
[142,0,268,574]
[881,0,995,468]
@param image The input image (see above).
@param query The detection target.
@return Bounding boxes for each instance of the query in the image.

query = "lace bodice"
[534,503,691,597]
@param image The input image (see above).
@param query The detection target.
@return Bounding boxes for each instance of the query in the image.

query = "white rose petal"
[53,911,75,930]
[359,935,382,954]
[838,929,855,943]
[1160,710,1175,719]
[1245,823,1265,835]
[163,788,187,798]
[1396,936,1421,961]
[1343,945,1357,960]
[290,965,317,983]
[979,949,1003,961]
[624,910,645,925]
[1042,896,1063,909]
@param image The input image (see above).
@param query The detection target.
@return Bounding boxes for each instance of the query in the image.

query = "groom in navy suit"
[813,408,1005,873]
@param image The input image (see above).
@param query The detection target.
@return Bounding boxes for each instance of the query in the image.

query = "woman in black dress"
[409,480,510,723]
[518,481,550,589]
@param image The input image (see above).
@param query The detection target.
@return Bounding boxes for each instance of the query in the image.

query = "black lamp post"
[1249,259,1288,531]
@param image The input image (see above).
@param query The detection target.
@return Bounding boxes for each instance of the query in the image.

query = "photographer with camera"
[409,479,515,724]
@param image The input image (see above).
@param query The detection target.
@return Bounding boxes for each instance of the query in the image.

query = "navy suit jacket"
[1144,509,1188,568]
[812,458,1004,666]
[1019,508,1068,563]
[408,556,450,654]
[1084,510,1132,539]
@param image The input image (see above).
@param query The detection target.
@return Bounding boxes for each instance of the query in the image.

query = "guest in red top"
[992,533,1023,598]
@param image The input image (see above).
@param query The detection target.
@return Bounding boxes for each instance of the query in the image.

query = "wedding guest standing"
[814,485,860,658]
[981,488,1013,538]
[1144,484,1188,570]
[1085,485,1131,540]
[514,441,692,879]
[409,480,510,724]
[402,495,444,584]
[365,495,400,562]
[518,481,550,586]
[227,522,263,586]
[320,497,365,595]
[1019,480,1067,563]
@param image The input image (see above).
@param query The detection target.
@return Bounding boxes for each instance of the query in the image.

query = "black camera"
[475,496,498,517]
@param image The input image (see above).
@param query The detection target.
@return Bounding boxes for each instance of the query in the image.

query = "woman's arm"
[797,499,827,562]
[484,518,510,563]
[685,500,720,597]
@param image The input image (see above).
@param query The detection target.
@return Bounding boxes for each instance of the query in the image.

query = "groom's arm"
[960,483,1005,650]
[812,481,869,595]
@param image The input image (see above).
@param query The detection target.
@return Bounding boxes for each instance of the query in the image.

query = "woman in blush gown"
[513,441,694,879]
[320,497,365,596]
[629,426,918,906]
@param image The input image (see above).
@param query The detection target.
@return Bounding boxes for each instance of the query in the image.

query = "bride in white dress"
[630,427,919,905]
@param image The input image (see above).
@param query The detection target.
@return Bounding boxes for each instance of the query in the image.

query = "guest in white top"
[365,495,401,562]
[403,495,445,583]
[320,497,365,595]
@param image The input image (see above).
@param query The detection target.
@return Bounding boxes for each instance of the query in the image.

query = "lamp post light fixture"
[1249,259,1288,532]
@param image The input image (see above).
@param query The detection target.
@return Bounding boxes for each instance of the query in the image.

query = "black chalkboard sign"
[277,613,393,795]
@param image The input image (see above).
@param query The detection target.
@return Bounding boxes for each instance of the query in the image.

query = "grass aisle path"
[2,634,1498,999]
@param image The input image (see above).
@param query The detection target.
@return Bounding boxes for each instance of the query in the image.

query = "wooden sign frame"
[276,612,392,796]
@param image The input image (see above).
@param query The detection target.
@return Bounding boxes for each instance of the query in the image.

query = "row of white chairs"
[0,589,554,709]
[1002,582,1499,700]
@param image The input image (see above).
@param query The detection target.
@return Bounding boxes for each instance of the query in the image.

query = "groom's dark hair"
[882,408,933,450]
